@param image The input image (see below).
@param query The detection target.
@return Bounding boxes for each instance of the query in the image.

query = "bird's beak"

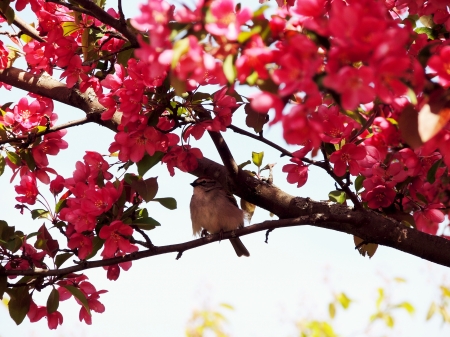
[190,182,196,187]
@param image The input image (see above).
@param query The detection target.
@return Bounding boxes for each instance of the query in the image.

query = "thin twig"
[70,0,139,47]
[118,0,126,24]
[0,10,45,42]
[46,0,94,16]
[0,115,100,146]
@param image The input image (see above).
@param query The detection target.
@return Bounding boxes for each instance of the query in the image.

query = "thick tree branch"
[4,208,450,278]
[0,67,120,131]
[192,157,450,268]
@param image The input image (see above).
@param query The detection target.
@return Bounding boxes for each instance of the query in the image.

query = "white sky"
[1,1,450,337]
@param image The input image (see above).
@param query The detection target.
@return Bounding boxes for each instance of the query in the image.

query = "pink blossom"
[282,157,309,187]
[205,0,252,41]
[15,173,39,205]
[323,66,375,110]
[329,143,366,177]
[99,220,138,258]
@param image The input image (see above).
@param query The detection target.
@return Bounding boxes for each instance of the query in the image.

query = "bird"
[190,177,250,257]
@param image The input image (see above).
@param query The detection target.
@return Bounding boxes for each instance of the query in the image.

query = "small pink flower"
[205,0,252,41]
[282,158,308,188]
[15,173,39,205]
[329,143,366,177]
[99,220,138,258]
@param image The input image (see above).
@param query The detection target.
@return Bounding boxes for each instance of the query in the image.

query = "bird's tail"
[229,238,250,257]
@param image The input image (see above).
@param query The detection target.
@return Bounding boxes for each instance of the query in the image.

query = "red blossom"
[99,220,138,258]
[329,143,366,177]
[282,157,309,188]
[15,173,39,205]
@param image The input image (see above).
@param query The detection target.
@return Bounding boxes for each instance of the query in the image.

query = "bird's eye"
[200,180,207,185]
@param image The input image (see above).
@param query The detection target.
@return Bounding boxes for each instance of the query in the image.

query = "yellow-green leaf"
[328,302,336,318]
[61,21,81,36]
[328,190,346,204]
[171,38,189,69]
[223,54,236,84]
[337,293,351,309]
[251,151,264,167]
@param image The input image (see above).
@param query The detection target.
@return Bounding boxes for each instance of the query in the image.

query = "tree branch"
[4,206,450,278]
[208,131,239,176]
[0,9,45,42]
[0,67,120,131]
[0,115,100,145]
[192,157,450,268]
[69,0,139,47]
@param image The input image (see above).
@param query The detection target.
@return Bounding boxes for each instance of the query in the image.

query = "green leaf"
[427,303,436,320]
[117,45,134,66]
[0,220,14,242]
[441,286,450,297]
[64,285,90,316]
[337,293,351,309]
[0,156,5,176]
[6,151,21,165]
[132,217,161,230]
[171,71,186,96]
[61,21,81,36]
[4,5,14,25]
[328,190,346,204]
[55,198,67,214]
[152,197,177,210]
[219,303,234,310]
[415,27,435,39]
[191,92,211,103]
[383,314,394,328]
[46,288,60,314]
[30,209,49,220]
[171,37,190,69]
[223,54,236,84]
[376,288,384,309]
[55,252,73,268]
[0,273,7,299]
[238,160,251,169]
[7,235,23,253]
[7,287,31,325]
[251,151,264,168]
[19,149,36,171]
[244,103,268,133]
[137,152,164,177]
[427,159,442,184]
[131,177,158,202]
[328,302,336,319]
[237,25,261,43]
[354,175,365,192]
[396,302,415,315]
[85,236,103,260]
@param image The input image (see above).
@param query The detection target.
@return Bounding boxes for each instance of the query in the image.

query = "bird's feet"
[201,229,209,238]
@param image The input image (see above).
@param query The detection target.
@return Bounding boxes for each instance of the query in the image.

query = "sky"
[1,1,450,337]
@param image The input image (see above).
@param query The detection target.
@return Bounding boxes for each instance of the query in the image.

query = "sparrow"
[190,177,250,257]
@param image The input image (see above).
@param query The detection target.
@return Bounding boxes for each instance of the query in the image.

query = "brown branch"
[208,131,239,176]
[228,124,317,165]
[46,0,95,17]
[0,9,45,43]
[191,157,450,268]
[4,207,450,277]
[0,66,120,131]
[69,0,139,47]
